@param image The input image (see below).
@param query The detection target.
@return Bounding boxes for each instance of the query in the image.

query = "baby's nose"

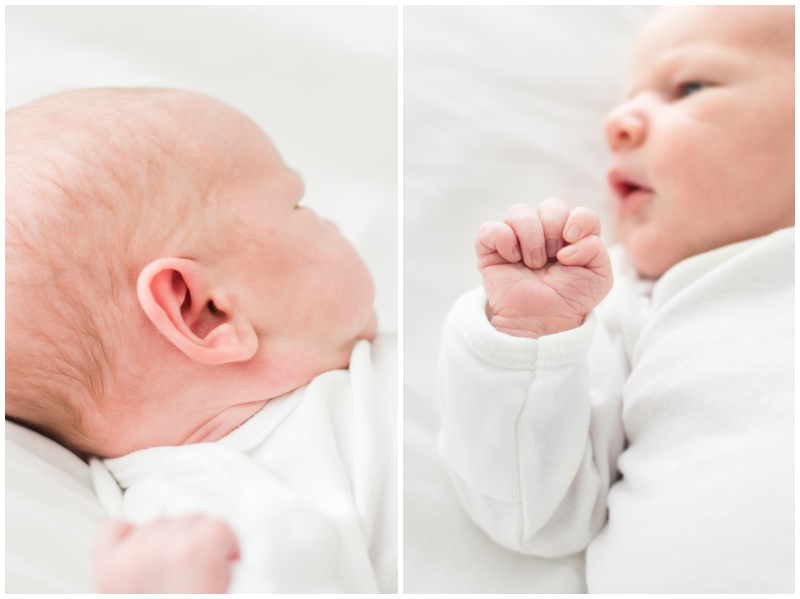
[604,108,646,152]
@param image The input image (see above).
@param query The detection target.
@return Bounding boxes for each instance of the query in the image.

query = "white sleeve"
[437,287,626,557]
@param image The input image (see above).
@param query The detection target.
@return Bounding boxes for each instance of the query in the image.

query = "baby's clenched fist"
[93,515,241,593]
[475,198,613,338]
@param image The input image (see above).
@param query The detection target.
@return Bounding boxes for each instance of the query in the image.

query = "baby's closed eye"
[675,81,711,98]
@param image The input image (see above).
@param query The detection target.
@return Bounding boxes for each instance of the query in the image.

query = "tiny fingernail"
[559,244,577,258]
[532,247,544,265]
[512,245,521,260]
[567,224,580,241]
[545,238,558,257]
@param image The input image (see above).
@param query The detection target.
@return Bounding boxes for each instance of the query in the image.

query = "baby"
[6,88,396,592]
[438,6,793,593]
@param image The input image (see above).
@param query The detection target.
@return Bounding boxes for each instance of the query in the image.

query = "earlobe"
[137,258,258,365]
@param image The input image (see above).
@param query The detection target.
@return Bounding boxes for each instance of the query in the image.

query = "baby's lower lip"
[618,188,652,214]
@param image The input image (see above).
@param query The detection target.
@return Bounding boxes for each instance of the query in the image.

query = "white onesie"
[91,334,397,593]
[438,228,794,593]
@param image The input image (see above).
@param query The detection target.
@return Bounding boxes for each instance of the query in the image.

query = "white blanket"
[438,229,794,593]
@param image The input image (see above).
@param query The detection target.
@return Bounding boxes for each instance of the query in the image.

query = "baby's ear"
[137,258,258,365]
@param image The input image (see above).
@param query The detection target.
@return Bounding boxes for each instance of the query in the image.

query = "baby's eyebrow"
[623,43,748,99]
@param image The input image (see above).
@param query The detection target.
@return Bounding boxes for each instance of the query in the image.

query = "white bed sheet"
[403,6,652,593]
[5,6,397,593]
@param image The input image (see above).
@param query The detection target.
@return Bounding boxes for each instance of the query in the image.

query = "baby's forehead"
[634,6,793,67]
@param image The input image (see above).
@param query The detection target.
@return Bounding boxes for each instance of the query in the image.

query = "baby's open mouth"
[608,171,653,213]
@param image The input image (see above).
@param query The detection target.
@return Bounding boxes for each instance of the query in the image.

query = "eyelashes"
[675,81,710,98]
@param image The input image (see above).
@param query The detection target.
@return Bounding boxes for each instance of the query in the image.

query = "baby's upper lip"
[607,168,653,199]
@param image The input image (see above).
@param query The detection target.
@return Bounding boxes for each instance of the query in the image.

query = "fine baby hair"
[6,88,216,454]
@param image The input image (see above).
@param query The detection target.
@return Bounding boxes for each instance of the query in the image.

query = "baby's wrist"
[486,304,585,339]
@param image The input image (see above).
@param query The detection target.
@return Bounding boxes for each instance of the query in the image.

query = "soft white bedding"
[403,6,652,593]
[5,6,396,593]
[6,421,105,592]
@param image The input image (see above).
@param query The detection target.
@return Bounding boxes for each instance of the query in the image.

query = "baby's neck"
[90,333,354,458]
[179,398,271,445]
[89,359,302,458]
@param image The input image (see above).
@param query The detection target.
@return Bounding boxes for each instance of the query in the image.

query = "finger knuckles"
[537,199,569,228]
[504,211,541,235]
[505,203,533,217]
[570,206,597,222]
[483,221,512,238]
[477,221,498,236]
[538,197,569,213]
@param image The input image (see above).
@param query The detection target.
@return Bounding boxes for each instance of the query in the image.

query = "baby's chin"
[615,220,682,279]
[623,227,684,280]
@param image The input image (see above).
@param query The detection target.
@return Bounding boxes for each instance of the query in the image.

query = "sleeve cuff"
[452,287,597,370]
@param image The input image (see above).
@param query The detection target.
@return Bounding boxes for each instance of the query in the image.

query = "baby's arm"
[93,515,240,593]
[439,198,623,556]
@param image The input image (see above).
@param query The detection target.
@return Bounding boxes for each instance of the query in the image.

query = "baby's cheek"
[655,121,731,214]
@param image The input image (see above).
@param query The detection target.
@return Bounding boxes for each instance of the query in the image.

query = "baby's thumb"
[556,235,612,280]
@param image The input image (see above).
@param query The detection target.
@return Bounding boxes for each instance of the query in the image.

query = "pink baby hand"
[94,515,240,594]
[475,199,613,338]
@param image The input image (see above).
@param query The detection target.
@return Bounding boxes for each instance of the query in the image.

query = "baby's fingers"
[503,204,546,268]
[556,235,612,279]
[536,198,571,257]
[94,519,134,554]
[202,519,241,562]
[475,221,521,267]
[563,207,601,243]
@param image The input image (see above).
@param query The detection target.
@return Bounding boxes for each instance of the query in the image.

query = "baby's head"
[6,88,376,457]
[605,6,794,278]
